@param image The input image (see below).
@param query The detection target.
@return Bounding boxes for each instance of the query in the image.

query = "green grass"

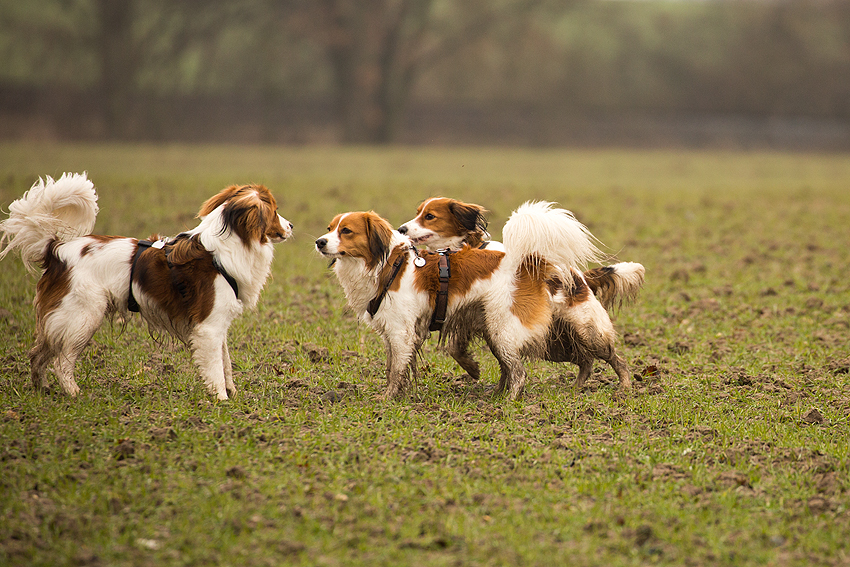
[1,143,848,566]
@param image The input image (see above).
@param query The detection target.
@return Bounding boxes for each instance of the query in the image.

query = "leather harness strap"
[127,238,239,313]
[429,251,451,332]
[367,250,407,318]
[128,240,158,313]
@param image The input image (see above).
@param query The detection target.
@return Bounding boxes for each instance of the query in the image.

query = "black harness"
[429,251,451,332]
[367,249,409,318]
[127,238,239,313]
[364,246,460,332]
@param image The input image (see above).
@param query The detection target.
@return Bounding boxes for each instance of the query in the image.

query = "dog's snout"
[398,225,408,235]
[316,237,327,249]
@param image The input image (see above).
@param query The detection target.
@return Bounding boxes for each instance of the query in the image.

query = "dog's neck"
[335,232,410,320]
[463,232,487,249]
[185,205,275,309]
[426,231,488,252]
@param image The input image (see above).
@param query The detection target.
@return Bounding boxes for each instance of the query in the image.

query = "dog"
[315,201,637,400]
[399,196,645,388]
[0,172,292,400]
[398,196,644,310]
[398,197,504,251]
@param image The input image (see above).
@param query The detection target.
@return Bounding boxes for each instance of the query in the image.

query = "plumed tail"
[502,201,604,282]
[0,172,99,273]
[584,262,645,310]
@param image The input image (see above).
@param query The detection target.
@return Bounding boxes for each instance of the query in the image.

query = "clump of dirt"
[801,408,825,425]
[112,439,135,461]
[301,342,330,364]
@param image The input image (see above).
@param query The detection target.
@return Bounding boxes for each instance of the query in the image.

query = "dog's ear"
[450,202,489,234]
[198,185,243,218]
[365,212,392,269]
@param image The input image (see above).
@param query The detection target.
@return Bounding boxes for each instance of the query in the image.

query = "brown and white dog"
[399,196,645,389]
[316,201,636,400]
[0,172,292,400]
[398,196,644,310]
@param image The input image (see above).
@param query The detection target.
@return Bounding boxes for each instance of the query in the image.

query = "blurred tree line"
[1,0,849,144]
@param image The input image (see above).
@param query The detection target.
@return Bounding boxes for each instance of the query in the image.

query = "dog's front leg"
[190,324,229,400]
[381,332,418,400]
[54,348,82,397]
[29,336,54,391]
[222,341,237,398]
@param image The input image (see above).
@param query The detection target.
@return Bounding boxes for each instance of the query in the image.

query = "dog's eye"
[424,213,435,221]
[340,227,353,235]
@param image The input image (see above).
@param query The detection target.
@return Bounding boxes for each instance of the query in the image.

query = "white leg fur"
[222,341,236,397]
[190,323,230,400]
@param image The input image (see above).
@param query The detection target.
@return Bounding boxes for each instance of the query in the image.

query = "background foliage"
[2,0,850,143]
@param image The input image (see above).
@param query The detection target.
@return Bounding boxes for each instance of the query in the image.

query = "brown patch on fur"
[546,268,592,308]
[565,268,592,306]
[546,268,592,307]
[79,234,122,257]
[583,266,614,298]
[199,184,285,246]
[510,258,553,328]
[330,212,393,270]
[35,239,72,331]
[132,235,218,325]
[412,247,504,309]
[414,197,489,248]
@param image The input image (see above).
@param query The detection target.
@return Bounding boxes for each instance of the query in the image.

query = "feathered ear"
[450,202,489,234]
[365,212,392,269]
[198,185,242,218]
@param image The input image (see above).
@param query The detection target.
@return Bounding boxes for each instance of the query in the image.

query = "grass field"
[0,143,848,566]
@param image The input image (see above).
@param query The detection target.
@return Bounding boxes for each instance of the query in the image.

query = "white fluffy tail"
[0,172,99,273]
[502,201,604,275]
[585,262,645,310]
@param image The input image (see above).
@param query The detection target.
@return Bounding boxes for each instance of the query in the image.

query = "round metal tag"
[414,256,426,268]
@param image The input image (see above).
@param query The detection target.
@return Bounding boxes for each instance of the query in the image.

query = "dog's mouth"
[410,234,432,244]
[316,247,345,259]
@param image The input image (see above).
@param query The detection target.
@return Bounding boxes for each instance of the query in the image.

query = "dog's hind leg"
[489,342,527,400]
[446,336,480,381]
[602,348,632,391]
[49,304,105,396]
[573,358,594,390]
[190,324,229,400]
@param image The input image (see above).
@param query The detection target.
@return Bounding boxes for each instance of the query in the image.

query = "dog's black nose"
[316,238,327,249]
[398,225,408,234]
